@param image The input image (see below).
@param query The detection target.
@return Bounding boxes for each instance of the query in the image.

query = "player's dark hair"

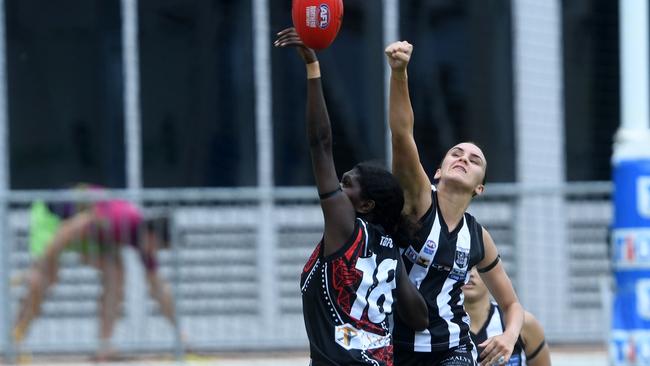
[354,162,404,237]
[143,215,171,248]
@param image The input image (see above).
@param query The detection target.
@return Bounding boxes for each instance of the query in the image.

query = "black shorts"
[395,343,477,366]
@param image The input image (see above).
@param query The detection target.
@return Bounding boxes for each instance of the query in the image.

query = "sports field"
[5,346,608,366]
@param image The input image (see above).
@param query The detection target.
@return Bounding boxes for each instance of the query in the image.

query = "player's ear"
[473,184,484,197]
[358,199,375,214]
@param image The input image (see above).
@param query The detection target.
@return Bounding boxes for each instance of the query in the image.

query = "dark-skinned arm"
[275,28,356,256]
[395,256,429,330]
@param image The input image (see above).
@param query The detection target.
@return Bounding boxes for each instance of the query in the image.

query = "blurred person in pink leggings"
[13,184,180,361]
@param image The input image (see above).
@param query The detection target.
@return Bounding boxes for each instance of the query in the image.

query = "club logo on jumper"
[334,323,391,351]
[318,4,330,29]
[416,256,431,268]
[335,324,358,348]
[455,250,469,268]
[405,246,419,263]
[423,239,437,255]
[379,236,393,248]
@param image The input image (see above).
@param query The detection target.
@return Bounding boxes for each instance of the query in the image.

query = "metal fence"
[0,182,613,357]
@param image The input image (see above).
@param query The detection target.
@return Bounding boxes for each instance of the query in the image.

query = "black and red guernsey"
[301,218,403,366]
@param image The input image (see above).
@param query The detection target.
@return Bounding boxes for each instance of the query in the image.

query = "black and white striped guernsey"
[393,188,485,352]
[470,302,526,365]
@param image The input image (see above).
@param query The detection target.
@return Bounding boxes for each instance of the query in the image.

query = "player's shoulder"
[463,211,485,246]
[490,301,503,317]
[463,209,482,229]
[359,219,401,257]
[357,216,392,236]
[520,310,546,347]
[522,310,543,332]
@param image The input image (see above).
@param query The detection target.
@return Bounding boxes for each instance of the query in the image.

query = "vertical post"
[618,0,650,141]
[122,0,142,192]
[512,0,567,339]
[252,0,277,340]
[120,0,150,355]
[0,0,12,361]
[383,0,399,167]
[610,1,650,364]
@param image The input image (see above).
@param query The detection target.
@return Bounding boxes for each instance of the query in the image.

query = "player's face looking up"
[435,142,487,196]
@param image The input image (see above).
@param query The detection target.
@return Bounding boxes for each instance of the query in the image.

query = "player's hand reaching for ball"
[275,27,317,65]
[385,41,413,72]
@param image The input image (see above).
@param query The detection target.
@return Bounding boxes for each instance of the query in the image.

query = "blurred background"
[0,0,629,364]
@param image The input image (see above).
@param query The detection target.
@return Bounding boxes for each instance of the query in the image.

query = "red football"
[292,0,344,50]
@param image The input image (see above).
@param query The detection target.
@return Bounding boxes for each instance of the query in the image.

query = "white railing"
[0,182,612,357]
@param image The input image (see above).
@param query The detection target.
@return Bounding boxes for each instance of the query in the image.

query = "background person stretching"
[14,185,181,361]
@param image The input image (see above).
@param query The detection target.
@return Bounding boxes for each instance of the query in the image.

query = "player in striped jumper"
[385,40,524,366]
[464,268,551,366]
[275,28,428,366]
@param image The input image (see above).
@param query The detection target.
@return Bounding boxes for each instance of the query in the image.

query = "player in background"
[463,268,551,366]
[14,184,182,361]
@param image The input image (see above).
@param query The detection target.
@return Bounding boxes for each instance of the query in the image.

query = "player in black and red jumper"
[275,27,429,366]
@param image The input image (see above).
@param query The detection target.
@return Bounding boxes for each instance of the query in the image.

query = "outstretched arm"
[395,256,428,330]
[385,41,432,220]
[476,228,524,366]
[275,28,356,256]
[521,311,551,366]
